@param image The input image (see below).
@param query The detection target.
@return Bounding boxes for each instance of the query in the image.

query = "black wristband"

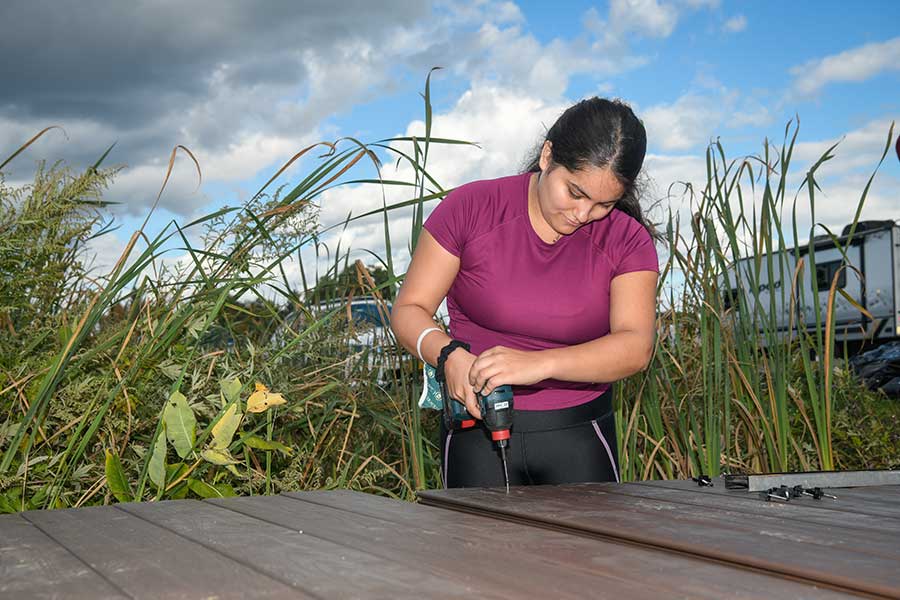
[435,340,470,383]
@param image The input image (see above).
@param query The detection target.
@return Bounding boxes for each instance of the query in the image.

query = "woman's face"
[535,141,625,235]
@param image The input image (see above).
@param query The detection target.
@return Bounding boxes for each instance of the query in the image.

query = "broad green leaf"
[213,482,237,497]
[149,430,167,490]
[104,449,133,503]
[169,483,190,500]
[187,478,221,498]
[220,377,242,407]
[165,461,189,481]
[0,492,16,514]
[163,391,196,459]
[187,478,236,498]
[201,447,240,466]
[211,403,242,450]
[242,434,294,456]
[225,464,244,478]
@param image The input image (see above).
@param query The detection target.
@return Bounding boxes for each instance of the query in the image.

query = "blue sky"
[1,0,898,277]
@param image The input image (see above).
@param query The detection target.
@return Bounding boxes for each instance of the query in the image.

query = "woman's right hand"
[443,348,482,419]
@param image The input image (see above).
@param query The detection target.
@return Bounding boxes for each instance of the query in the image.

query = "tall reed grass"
[615,120,897,480]
[1,75,897,512]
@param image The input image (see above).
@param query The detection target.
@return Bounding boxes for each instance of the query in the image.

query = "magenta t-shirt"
[424,171,659,411]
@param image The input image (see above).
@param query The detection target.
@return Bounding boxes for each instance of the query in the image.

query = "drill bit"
[499,444,510,493]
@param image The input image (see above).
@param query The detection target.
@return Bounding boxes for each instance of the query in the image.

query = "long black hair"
[523,97,656,237]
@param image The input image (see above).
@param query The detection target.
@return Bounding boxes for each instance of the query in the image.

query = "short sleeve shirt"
[423,171,659,410]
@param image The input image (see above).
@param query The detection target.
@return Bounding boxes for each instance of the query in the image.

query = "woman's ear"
[539,140,552,171]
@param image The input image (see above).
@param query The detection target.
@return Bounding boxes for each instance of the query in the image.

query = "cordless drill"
[443,384,515,492]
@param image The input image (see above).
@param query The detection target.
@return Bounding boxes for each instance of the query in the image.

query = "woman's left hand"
[468,346,551,396]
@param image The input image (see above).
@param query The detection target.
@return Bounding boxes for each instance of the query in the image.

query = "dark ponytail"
[522,97,656,238]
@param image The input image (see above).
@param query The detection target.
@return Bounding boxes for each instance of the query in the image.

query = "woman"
[390,97,659,488]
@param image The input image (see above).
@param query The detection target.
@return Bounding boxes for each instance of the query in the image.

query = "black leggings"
[439,391,619,488]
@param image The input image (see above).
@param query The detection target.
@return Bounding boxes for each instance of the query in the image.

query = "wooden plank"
[212,493,689,600]
[285,490,859,600]
[641,478,900,521]
[21,504,307,599]
[606,481,900,535]
[418,484,900,599]
[119,498,477,599]
[540,484,900,559]
[0,514,127,600]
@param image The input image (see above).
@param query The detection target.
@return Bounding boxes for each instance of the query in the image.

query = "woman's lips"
[565,217,581,228]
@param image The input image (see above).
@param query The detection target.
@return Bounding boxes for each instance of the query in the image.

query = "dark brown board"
[119,498,477,599]
[606,481,900,535]
[20,504,306,599]
[283,490,857,600]
[211,493,648,599]
[0,513,126,600]
[419,484,900,599]
[813,485,900,504]
[641,478,900,521]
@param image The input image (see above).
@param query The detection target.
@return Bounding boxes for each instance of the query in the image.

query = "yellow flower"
[247,382,287,413]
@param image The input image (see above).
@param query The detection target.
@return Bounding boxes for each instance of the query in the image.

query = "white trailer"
[721,221,900,344]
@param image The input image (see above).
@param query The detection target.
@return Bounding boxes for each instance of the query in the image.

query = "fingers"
[469,362,501,396]
[464,386,482,420]
[449,382,482,420]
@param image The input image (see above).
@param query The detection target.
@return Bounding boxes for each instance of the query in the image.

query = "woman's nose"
[576,203,591,223]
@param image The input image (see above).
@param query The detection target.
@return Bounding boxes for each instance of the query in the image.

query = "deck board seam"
[280,492,872,598]
[600,484,900,534]
[447,486,900,562]
[115,503,321,600]
[418,496,899,600]
[634,480,900,521]
[19,511,135,600]
[206,496,627,596]
[274,493,733,595]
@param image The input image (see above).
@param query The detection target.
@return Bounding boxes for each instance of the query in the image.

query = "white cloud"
[789,117,896,181]
[16,0,734,286]
[642,86,772,152]
[490,1,525,24]
[427,1,675,103]
[304,82,570,278]
[643,93,721,151]
[104,162,207,217]
[723,14,747,33]
[608,0,679,39]
[789,36,900,98]
[645,117,898,258]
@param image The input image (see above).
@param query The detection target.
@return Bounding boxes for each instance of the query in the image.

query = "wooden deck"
[1,479,897,599]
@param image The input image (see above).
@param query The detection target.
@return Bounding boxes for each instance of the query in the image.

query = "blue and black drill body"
[441,381,515,490]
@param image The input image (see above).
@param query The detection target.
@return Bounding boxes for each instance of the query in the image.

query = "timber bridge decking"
[2,478,899,599]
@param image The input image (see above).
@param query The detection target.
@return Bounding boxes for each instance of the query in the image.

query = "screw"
[763,487,790,502]
[811,487,837,500]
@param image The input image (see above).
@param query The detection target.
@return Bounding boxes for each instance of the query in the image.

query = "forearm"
[390,303,452,367]
[540,330,654,384]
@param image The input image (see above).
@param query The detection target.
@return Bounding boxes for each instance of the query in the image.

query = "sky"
[1,0,898,290]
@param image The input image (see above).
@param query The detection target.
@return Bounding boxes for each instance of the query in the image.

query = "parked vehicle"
[311,297,396,385]
[721,220,900,344]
